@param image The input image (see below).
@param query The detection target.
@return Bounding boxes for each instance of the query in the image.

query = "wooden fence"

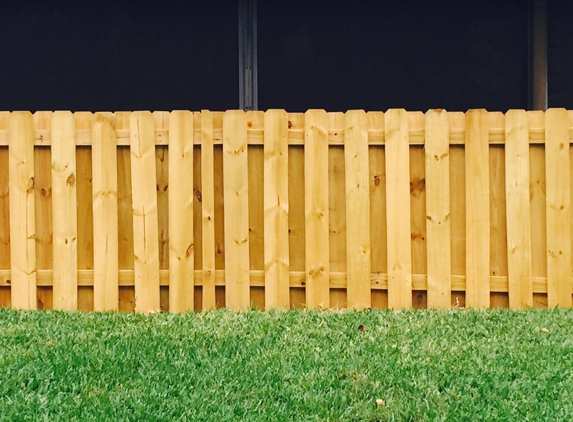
[0,109,572,313]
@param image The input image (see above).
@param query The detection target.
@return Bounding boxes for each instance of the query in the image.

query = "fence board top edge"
[0,109,572,147]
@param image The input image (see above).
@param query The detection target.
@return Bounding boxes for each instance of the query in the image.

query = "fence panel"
[1,108,573,312]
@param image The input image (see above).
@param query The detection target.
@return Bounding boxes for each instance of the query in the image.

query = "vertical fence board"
[130,111,160,313]
[0,113,9,308]
[51,111,78,310]
[305,110,330,308]
[223,110,250,309]
[201,111,216,310]
[75,113,94,311]
[368,112,387,308]
[465,109,490,308]
[344,110,371,308]
[264,110,290,309]
[247,111,265,309]
[288,113,306,308]
[168,111,194,312]
[9,112,37,309]
[33,112,53,309]
[505,110,532,308]
[425,110,451,309]
[385,109,412,309]
[92,112,119,311]
[545,108,571,307]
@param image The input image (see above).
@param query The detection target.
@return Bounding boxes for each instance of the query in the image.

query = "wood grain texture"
[425,109,451,309]
[130,111,160,313]
[264,110,290,309]
[223,110,250,310]
[92,112,119,311]
[545,108,571,307]
[505,110,532,308]
[168,111,194,312]
[385,109,412,309]
[201,110,216,310]
[51,111,78,310]
[305,110,330,309]
[344,110,371,308]
[465,109,490,308]
[9,112,37,309]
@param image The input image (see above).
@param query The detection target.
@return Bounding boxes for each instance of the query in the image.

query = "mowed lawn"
[1,307,573,421]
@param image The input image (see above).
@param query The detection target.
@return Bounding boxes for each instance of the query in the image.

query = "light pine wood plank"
[51,111,78,310]
[545,108,571,307]
[92,112,119,311]
[425,109,451,309]
[305,110,330,309]
[9,112,37,309]
[130,111,160,313]
[385,109,412,309]
[344,110,371,309]
[223,110,250,310]
[264,109,290,309]
[201,111,216,310]
[328,117,347,308]
[168,111,194,312]
[247,111,266,309]
[505,110,533,308]
[465,109,490,308]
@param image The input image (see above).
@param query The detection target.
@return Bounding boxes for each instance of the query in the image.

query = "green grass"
[1,308,573,421]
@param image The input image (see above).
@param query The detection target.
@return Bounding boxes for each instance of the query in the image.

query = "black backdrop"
[0,0,571,112]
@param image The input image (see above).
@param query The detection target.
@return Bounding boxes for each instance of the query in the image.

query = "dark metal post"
[238,0,258,111]
[529,0,548,110]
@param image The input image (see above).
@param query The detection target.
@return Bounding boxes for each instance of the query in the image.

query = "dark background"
[0,0,571,112]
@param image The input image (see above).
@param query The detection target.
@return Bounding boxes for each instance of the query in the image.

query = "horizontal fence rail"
[0,109,573,313]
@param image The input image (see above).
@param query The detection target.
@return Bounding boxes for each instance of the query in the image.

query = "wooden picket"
[425,109,451,309]
[385,109,412,309]
[92,112,119,311]
[0,108,573,312]
[223,110,250,310]
[465,109,490,308]
[51,111,78,311]
[8,112,36,309]
[304,110,330,309]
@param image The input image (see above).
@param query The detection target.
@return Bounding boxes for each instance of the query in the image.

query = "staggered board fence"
[0,109,572,313]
